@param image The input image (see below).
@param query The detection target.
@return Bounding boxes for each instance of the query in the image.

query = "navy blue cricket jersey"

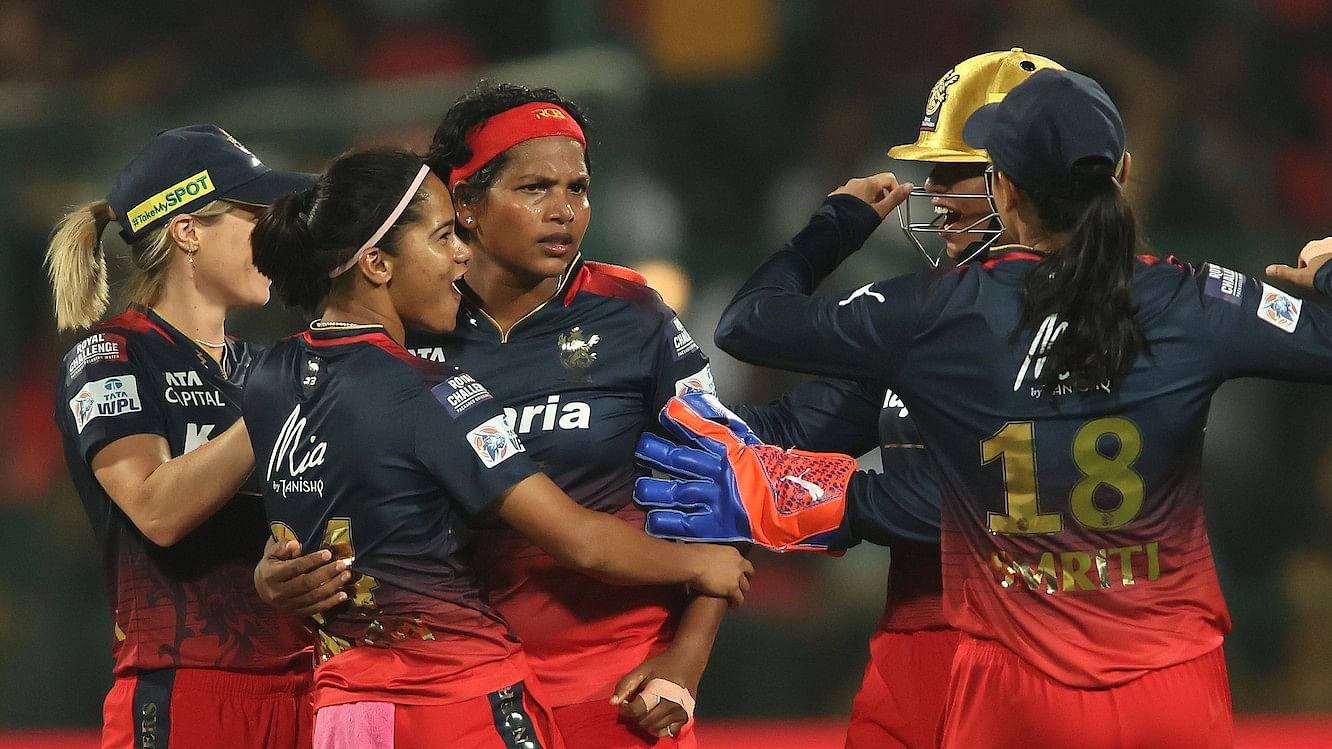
[54,306,309,676]
[404,256,716,706]
[242,322,539,705]
[717,193,1332,688]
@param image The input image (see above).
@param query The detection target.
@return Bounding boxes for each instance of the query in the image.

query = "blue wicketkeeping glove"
[633,393,856,552]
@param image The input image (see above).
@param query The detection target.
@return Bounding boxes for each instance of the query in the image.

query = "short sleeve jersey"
[716,195,1332,688]
[54,306,309,676]
[242,322,539,705]
[405,256,716,706]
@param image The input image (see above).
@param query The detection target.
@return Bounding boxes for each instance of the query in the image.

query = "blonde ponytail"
[46,200,113,331]
[45,199,236,331]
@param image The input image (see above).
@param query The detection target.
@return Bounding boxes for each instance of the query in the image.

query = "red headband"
[448,103,587,190]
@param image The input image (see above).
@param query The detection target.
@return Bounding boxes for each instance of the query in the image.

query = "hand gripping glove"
[633,392,856,552]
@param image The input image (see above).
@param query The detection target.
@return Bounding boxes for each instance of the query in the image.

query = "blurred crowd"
[3,0,1332,727]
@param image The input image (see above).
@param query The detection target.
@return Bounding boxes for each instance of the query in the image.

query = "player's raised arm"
[714,180,926,384]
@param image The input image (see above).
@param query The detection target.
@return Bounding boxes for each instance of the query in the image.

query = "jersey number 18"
[981,418,1145,534]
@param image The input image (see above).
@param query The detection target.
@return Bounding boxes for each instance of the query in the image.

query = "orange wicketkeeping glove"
[633,393,857,552]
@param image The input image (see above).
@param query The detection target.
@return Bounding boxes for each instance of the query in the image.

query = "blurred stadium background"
[4,1,1332,746]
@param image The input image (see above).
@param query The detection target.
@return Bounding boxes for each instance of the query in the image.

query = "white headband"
[328,164,432,278]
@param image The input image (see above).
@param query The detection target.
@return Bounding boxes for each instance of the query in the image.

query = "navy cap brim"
[961,102,1001,150]
[224,168,317,207]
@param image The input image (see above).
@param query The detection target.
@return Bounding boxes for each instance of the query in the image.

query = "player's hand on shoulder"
[1266,237,1332,293]
[829,172,914,219]
[687,543,753,608]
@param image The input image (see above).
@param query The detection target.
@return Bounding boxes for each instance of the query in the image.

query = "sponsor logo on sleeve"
[467,414,526,468]
[433,373,494,418]
[1203,264,1245,305]
[671,317,700,358]
[67,333,128,378]
[674,364,717,396]
[1258,283,1301,333]
[68,375,142,433]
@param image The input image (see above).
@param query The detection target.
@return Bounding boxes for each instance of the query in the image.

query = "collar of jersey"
[981,244,1046,268]
[133,304,235,377]
[454,253,586,343]
[455,253,585,309]
[305,319,388,340]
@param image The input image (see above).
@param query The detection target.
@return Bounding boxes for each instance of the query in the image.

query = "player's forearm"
[547,509,707,588]
[136,422,254,546]
[669,593,728,670]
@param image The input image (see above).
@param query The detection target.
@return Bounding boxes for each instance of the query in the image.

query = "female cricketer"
[404,82,731,746]
[244,146,750,749]
[47,125,316,749]
[636,69,1332,747]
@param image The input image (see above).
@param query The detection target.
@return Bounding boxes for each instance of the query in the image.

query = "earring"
[465,216,474,225]
[186,246,198,266]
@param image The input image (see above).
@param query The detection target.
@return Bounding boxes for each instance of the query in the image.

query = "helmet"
[888,48,1064,266]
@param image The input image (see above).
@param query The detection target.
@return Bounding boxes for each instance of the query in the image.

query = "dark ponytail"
[252,148,428,314]
[1017,159,1144,390]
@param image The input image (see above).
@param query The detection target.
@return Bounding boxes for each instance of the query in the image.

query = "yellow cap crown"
[888,48,1064,163]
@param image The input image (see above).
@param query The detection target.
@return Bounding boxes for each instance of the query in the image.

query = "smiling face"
[458,136,590,283]
[923,161,1000,258]
[386,173,471,333]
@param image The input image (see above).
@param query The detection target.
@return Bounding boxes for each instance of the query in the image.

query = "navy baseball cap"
[962,69,1125,195]
[107,124,315,244]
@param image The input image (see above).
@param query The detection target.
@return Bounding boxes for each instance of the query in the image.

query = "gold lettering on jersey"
[990,540,1163,593]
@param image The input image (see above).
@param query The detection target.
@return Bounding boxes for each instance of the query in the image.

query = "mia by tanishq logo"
[1013,314,1068,392]
[267,404,327,497]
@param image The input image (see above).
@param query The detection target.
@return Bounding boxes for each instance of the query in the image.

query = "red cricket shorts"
[845,627,962,749]
[313,680,562,749]
[940,636,1232,749]
[101,667,312,749]
[551,697,697,749]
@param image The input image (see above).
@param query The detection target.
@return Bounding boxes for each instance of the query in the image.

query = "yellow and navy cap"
[888,48,1064,163]
[107,124,315,244]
